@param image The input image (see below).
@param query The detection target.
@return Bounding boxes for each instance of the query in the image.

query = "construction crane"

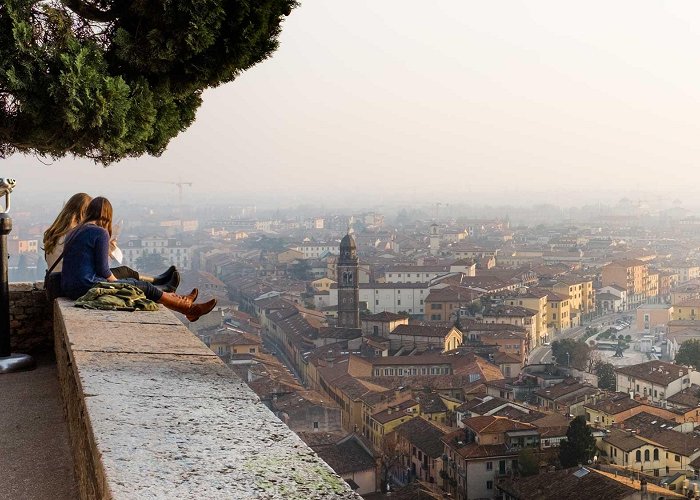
[134,179,193,231]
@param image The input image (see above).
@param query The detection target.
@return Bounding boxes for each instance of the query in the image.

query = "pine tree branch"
[60,0,116,23]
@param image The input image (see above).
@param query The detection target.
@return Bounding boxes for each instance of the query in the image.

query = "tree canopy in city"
[559,416,596,468]
[594,361,616,391]
[0,0,296,164]
[551,338,590,370]
[676,339,700,370]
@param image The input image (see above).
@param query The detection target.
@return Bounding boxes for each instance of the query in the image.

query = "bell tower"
[337,233,360,329]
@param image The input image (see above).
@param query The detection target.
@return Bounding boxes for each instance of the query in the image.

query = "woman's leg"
[113,265,179,292]
[116,278,164,302]
[117,279,214,322]
[111,266,140,280]
[159,290,216,322]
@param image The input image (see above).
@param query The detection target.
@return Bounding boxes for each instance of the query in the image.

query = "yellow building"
[550,277,595,326]
[505,289,549,345]
[367,399,420,449]
[547,293,571,333]
[311,277,336,292]
[209,331,261,358]
[673,298,700,321]
[602,259,650,306]
[601,429,667,475]
[482,305,538,352]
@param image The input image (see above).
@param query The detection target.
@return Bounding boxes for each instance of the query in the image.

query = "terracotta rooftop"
[534,378,597,401]
[463,415,535,435]
[615,360,689,386]
[362,311,409,322]
[391,324,455,338]
[394,417,447,458]
[497,466,685,500]
[371,399,419,424]
[584,392,640,414]
[603,429,647,452]
[666,384,700,408]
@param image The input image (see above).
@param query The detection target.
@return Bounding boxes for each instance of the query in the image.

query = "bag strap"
[46,225,87,275]
[46,251,65,275]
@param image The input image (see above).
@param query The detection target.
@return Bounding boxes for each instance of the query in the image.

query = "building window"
[486,462,493,470]
[486,481,493,490]
[313,421,319,429]
[644,450,650,461]
[653,449,659,461]
[636,450,641,462]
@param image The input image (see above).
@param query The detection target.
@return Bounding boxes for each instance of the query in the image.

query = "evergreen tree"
[517,448,539,477]
[676,340,700,370]
[0,0,296,164]
[595,362,616,390]
[559,416,596,468]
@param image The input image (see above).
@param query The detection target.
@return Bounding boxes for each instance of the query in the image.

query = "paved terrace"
[4,283,358,499]
[0,350,77,500]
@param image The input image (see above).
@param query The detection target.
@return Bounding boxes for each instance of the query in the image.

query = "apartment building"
[601,259,653,307]
[504,289,549,346]
[122,236,194,270]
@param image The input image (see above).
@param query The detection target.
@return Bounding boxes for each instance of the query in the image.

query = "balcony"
[6,285,357,499]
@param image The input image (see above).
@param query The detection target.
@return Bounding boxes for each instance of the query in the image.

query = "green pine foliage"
[595,361,616,391]
[559,416,596,468]
[675,339,700,370]
[0,0,296,164]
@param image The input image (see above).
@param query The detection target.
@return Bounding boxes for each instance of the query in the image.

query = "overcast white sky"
[4,1,700,208]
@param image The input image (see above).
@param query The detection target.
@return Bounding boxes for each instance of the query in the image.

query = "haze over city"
[11,1,700,499]
[4,1,700,209]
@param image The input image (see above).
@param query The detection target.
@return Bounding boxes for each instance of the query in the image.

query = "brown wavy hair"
[43,193,92,255]
[82,197,113,237]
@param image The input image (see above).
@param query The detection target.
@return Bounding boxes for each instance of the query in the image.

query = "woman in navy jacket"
[62,197,216,322]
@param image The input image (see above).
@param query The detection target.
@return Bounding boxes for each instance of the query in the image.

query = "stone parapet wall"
[53,299,358,499]
[9,282,52,353]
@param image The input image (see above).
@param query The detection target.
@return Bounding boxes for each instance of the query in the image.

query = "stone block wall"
[53,300,359,499]
[9,282,52,353]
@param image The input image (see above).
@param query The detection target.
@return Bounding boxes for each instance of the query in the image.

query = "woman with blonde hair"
[61,197,216,322]
[44,193,178,290]
[43,192,91,272]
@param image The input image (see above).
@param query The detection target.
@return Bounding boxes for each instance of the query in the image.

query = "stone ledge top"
[55,299,358,499]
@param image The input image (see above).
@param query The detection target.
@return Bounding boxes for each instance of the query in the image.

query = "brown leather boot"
[158,289,199,314]
[185,298,217,322]
[159,289,214,322]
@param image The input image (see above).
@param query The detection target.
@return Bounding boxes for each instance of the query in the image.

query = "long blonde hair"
[43,193,92,254]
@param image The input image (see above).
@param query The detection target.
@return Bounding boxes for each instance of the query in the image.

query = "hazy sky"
[4,1,700,208]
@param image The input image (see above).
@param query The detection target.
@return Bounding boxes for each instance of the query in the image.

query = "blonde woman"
[44,193,179,291]
[43,193,91,272]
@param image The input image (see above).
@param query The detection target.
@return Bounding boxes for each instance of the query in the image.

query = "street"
[528,312,626,365]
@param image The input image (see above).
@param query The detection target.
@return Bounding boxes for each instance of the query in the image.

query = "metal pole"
[0,213,11,358]
[0,185,35,373]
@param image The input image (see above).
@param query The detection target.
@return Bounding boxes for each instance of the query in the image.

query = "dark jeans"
[117,278,164,302]
[111,266,140,280]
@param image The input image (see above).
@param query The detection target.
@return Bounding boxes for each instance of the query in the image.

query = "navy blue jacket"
[61,224,112,299]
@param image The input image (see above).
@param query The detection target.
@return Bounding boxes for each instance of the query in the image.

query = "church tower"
[337,233,360,329]
[430,223,440,256]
